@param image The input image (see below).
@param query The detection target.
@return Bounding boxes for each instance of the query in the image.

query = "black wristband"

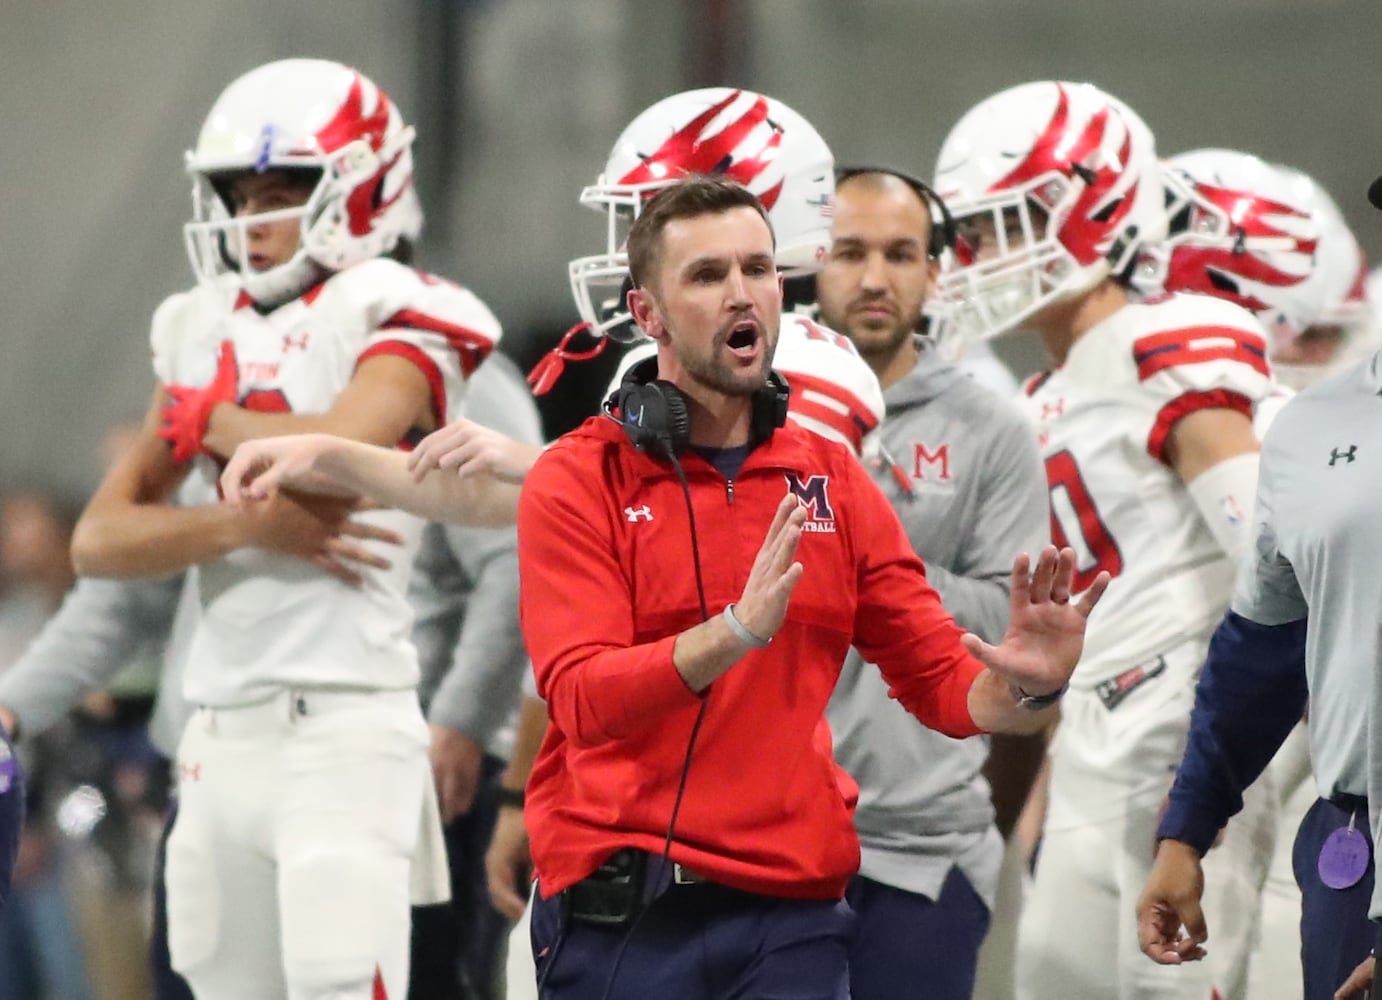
[1010,681,1067,710]
[495,785,525,809]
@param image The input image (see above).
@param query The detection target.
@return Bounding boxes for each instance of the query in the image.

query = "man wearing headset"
[511,174,1105,999]
[816,167,1048,1000]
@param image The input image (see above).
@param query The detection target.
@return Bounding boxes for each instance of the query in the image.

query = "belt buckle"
[672,863,699,886]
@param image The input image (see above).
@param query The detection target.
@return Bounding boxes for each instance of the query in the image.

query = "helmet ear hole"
[1089,197,1122,224]
[1207,269,1241,295]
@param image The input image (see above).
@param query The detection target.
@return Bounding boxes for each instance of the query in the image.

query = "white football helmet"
[1294,178,1370,329]
[569,88,835,341]
[1278,183,1376,386]
[184,58,422,306]
[932,81,1167,342]
[1134,149,1325,353]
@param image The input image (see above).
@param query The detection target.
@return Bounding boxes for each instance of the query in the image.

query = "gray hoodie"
[826,339,1048,906]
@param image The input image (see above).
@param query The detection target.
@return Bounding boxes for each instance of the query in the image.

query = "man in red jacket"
[518,175,1106,1000]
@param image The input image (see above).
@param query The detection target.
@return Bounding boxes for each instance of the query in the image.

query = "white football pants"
[165,689,437,1000]
[1016,640,1277,1000]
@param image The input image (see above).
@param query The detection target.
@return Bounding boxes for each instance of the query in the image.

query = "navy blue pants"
[1294,796,1375,1000]
[530,871,853,999]
[844,867,991,1000]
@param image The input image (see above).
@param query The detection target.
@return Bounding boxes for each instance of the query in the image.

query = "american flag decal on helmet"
[619,90,785,209]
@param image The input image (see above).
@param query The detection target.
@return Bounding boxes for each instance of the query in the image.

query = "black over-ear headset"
[604,356,791,459]
[834,164,957,260]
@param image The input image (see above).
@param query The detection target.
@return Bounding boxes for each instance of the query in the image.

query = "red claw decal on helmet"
[306,75,407,237]
[619,90,785,209]
[341,149,412,237]
[1166,182,1317,312]
[312,73,392,154]
[993,85,1136,266]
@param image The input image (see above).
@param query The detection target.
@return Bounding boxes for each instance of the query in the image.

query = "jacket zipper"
[726,479,735,504]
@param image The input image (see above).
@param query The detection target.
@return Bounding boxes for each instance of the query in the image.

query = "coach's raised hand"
[963,546,1109,732]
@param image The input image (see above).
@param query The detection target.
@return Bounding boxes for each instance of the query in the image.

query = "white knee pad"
[280,846,411,1000]
[164,814,221,977]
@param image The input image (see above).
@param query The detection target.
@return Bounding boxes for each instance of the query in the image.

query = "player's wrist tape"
[1009,681,1067,710]
[495,786,525,809]
[723,604,771,649]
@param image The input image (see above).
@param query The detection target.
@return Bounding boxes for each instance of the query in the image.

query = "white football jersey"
[151,260,501,706]
[607,313,886,457]
[1020,293,1273,687]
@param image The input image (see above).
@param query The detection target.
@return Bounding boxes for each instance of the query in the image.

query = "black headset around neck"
[604,356,791,460]
[834,164,957,260]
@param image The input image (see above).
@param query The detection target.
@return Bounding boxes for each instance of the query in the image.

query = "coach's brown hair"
[626,175,776,292]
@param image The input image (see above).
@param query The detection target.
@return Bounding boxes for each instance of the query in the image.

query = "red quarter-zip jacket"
[518,416,985,900]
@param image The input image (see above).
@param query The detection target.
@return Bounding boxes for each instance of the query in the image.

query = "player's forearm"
[203,405,403,457]
[315,438,521,527]
[967,669,1058,736]
[72,501,242,578]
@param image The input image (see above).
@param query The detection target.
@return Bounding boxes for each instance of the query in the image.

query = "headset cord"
[594,454,710,1000]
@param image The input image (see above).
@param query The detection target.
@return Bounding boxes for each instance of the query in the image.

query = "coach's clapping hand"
[671,493,806,694]
[731,493,807,642]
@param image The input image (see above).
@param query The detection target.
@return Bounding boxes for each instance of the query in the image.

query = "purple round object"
[1318,826,1371,890]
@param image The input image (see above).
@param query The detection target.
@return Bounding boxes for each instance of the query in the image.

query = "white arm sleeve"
[1185,451,1261,563]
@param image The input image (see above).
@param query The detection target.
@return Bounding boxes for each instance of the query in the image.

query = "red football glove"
[159,339,239,463]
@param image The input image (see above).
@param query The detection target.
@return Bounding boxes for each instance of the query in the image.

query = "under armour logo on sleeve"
[624,505,653,523]
[1329,445,1358,466]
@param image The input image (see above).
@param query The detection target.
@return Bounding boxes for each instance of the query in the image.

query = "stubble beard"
[840,312,914,367]
[676,329,778,398]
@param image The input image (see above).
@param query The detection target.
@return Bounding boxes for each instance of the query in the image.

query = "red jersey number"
[1045,449,1123,591]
